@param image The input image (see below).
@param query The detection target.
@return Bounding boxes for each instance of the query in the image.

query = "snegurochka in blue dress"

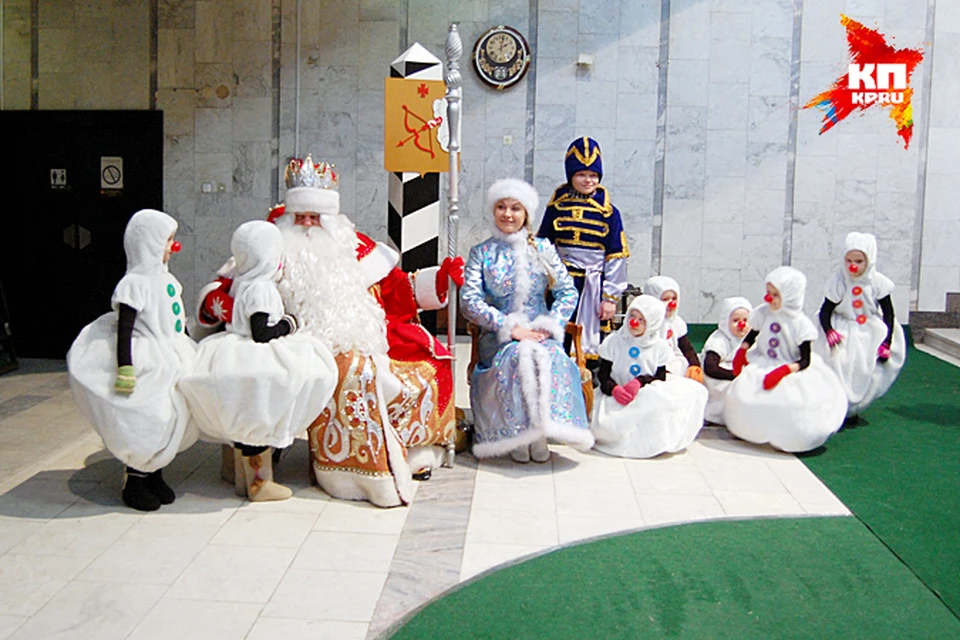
[460,179,594,463]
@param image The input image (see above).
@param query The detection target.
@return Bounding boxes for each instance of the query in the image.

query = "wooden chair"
[467,321,593,415]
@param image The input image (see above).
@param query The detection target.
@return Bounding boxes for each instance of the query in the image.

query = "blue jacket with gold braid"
[537,183,628,357]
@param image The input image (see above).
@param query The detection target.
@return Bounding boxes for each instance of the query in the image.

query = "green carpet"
[391,331,960,638]
[390,518,960,639]
[799,345,960,618]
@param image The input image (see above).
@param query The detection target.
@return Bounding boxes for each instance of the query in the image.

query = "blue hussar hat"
[564,136,603,183]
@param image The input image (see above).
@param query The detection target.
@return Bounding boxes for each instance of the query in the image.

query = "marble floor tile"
[0,477,96,519]
[712,490,805,517]
[210,510,319,549]
[0,553,92,617]
[237,484,331,515]
[695,459,789,494]
[127,598,262,640]
[469,479,556,513]
[459,542,553,581]
[77,521,221,585]
[635,493,727,528]
[625,461,714,496]
[9,512,137,559]
[8,581,166,640]
[800,499,851,516]
[313,500,411,535]
[556,511,646,545]
[0,516,44,555]
[553,482,644,517]
[245,617,368,640]
[0,616,26,640]
[552,455,634,486]
[261,569,388,622]
[291,531,400,573]
[465,508,560,546]
[473,457,555,484]
[167,544,297,603]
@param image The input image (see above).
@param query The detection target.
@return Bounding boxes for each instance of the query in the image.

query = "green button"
[167,284,176,297]
[172,302,181,315]
[175,319,183,333]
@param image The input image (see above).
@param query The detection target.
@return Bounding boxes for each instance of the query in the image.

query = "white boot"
[241,449,292,502]
[510,445,531,463]
[530,437,550,463]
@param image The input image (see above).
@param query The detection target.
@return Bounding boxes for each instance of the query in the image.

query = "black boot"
[122,468,161,512]
[144,469,176,504]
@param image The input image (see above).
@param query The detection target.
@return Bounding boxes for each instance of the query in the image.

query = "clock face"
[473,26,531,89]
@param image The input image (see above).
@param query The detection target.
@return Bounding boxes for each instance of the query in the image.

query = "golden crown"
[284,154,338,190]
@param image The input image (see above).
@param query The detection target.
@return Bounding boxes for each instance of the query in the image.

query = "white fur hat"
[284,186,339,215]
[486,179,540,220]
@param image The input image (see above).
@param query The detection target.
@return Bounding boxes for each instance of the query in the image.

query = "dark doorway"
[0,111,163,359]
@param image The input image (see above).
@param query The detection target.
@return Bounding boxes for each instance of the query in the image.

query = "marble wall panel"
[159,29,196,88]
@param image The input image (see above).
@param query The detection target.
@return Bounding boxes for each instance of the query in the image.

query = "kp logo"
[803,15,924,149]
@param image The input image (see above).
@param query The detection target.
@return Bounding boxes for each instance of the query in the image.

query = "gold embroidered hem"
[388,358,455,451]
[307,351,412,507]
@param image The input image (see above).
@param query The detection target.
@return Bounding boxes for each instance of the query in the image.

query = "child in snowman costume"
[814,232,906,420]
[725,267,847,452]
[179,221,339,501]
[642,276,704,383]
[592,295,707,458]
[700,297,753,425]
[67,209,198,512]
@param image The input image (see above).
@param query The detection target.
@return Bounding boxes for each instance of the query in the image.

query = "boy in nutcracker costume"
[537,137,629,367]
[196,155,462,507]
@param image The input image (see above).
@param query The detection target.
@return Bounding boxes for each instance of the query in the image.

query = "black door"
[0,111,163,359]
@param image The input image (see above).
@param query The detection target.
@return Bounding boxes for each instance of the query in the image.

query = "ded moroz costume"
[814,232,906,417]
[194,155,459,507]
[67,209,198,511]
[537,137,628,361]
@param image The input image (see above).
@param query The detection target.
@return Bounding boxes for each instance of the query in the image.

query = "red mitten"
[612,378,642,405]
[436,256,466,297]
[877,342,891,363]
[826,329,843,348]
[732,347,749,376]
[763,364,792,390]
[200,277,234,324]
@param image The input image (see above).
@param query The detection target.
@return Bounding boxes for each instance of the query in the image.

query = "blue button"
[628,346,640,358]
[629,364,641,376]
[767,348,777,359]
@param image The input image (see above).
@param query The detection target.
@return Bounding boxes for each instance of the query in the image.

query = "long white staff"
[443,23,462,467]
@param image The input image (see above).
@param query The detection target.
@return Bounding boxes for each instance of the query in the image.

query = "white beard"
[276,216,389,356]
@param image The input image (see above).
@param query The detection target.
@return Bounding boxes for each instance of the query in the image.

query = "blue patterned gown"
[460,230,594,457]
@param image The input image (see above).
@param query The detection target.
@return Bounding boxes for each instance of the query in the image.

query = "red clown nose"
[170,241,182,253]
[666,300,678,310]
[629,317,641,329]
[736,319,747,330]
[848,263,859,273]
[763,293,773,303]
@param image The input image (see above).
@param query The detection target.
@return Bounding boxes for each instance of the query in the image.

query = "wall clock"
[472,25,531,90]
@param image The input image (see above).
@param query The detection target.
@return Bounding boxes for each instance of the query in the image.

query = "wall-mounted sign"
[50,169,67,190]
[101,156,124,190]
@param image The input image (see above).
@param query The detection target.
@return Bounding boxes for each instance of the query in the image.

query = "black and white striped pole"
[387,44,443,280]
[443,24,462,467]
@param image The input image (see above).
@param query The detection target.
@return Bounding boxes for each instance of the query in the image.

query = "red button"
[856,315,867,325]
[667,329,674,339]
[852,300,863,309]
[852,286,862,296]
